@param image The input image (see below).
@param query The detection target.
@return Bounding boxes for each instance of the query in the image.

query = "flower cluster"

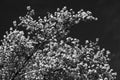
[0,28,38,80]
[0,6,117,80]
[19,37,117,80]
[17,6,97,43]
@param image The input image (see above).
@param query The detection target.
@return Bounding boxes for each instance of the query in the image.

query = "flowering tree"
[0,6,117,80]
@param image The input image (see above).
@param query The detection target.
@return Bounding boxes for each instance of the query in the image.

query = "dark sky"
[0,0,120,79]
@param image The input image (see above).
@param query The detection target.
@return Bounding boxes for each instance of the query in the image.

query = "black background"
[0,0,120,79]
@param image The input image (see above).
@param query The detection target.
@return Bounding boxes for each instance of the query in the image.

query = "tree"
[0,6,117,80]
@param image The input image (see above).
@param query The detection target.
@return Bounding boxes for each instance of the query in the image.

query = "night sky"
[0,0,120,79]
